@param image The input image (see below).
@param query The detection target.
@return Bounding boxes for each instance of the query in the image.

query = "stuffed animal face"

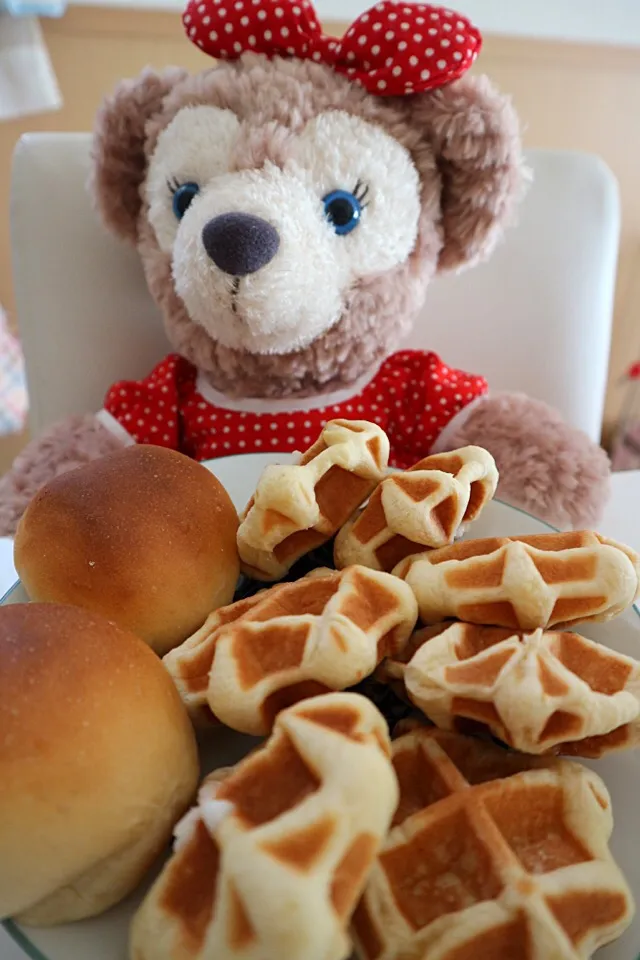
[92,7,524,399]
[146,94,422,357]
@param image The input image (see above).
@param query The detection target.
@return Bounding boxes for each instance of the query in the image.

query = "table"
[1,468,639,959]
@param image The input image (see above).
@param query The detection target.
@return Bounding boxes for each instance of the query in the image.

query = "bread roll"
[14,445,240,655]
[0,602,199,926]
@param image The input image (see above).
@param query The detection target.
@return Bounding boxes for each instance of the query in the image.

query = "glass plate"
[2,453,639,959]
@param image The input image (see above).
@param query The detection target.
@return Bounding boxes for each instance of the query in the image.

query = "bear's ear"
[408,74,527,272]
[90,67,188,244]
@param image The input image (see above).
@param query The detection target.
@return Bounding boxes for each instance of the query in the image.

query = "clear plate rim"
[3,488,639,960]
[3,920,50,960]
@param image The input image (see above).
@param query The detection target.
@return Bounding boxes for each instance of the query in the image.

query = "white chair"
[10,134,620,442]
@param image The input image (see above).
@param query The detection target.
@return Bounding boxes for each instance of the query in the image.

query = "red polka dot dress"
[102,351,487,468]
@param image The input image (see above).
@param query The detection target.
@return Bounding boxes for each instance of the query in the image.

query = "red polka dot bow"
[183,0,482,96]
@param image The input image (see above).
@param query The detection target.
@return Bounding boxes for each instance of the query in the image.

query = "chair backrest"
[406,149,620,443]
[11,134,620,441]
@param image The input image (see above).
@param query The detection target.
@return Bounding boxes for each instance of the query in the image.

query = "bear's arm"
[0,414,124,537]
[0,355,192,537]
[436,391,611,529]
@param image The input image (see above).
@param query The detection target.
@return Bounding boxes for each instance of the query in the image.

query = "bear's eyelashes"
[167,172,370,235]
[354,179,370,207]
[166,174,370,208]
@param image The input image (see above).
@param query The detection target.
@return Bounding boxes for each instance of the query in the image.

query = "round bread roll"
[0,602,199,926]
[14,445,240,655]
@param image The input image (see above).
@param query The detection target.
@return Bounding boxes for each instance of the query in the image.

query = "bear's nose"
[201,212,280,276]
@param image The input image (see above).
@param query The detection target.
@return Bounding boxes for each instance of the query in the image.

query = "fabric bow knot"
[183,0,481,97]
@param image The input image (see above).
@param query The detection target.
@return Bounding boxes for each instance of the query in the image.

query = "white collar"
[194,364,379,415]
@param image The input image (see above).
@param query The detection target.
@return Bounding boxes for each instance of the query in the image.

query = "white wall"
[334,0,640,45]
[74,0,640,48]
[322,0,640,46]
[445,0,640,47]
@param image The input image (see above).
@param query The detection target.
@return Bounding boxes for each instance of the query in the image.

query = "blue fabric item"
[0,0,66,16]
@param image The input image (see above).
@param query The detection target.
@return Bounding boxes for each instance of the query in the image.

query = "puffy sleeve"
[382,351,488,468]
[98,354,189,450]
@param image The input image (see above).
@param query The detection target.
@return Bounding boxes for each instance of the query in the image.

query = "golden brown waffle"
[352,727,634,960]
[130,693,399,960]
[163,587,277,727]
[165,565,418,736]
[237,420,389,581]
[394,531,640,630]
[387,622,640,756]
[334,446,498,572]
[162,569,333,727]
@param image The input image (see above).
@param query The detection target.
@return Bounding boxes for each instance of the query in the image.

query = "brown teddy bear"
[0,0,610,536]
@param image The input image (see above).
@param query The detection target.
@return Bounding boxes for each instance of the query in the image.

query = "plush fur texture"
[0,52,611,537]
[0,417,122,539]
[92,67,189,245]
[444,393,612,529]
[92,57,525,398]
[150,108,424,356]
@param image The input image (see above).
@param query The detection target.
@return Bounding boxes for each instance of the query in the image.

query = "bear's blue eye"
[323,187,366,236]
[171,181,200,220]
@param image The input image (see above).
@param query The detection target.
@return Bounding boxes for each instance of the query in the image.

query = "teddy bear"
[0,0,610,538]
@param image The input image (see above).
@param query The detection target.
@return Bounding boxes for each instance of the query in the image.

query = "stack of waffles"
[384,532,640,758]
[136,418,640,959]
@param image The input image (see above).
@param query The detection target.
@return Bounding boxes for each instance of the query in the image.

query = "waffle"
[394,531,640,630]
[236,420,389,581]
[351,727,634,960]
[162,569,333,727]
[130,693,399,960]
[389,622,640,756]
[334,447,498,572]
[163,586,278,727]
[165,565,418,736]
